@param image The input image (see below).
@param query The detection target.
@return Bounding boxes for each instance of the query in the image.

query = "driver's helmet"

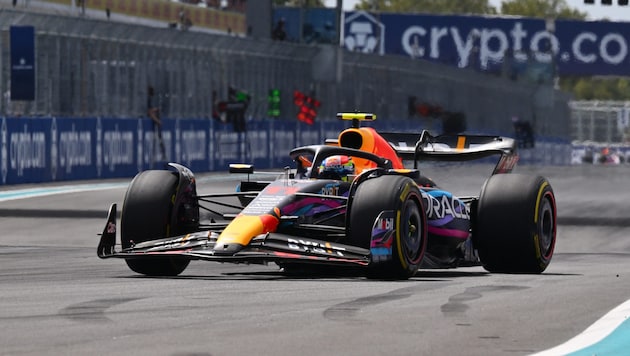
[318,155,355,181]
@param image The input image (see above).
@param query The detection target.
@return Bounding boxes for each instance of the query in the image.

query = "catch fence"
[0,8,570,138]
[570,101,630,144]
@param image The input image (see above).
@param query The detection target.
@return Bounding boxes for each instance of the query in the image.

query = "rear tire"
[474,174,556,273]
[349,175,427,280]
[121,170,190,276]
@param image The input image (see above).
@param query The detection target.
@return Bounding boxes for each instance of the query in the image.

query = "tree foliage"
[500,0,586,20]
[354,0,497,14]
[272,0,325,7]
[565,77,630,100]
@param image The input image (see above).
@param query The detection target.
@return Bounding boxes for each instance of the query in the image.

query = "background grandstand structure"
[0,7,570,138]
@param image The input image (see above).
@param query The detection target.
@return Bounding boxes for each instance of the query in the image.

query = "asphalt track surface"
[1,164,629,356]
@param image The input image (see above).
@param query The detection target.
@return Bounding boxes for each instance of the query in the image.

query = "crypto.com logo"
[343,11,385,55]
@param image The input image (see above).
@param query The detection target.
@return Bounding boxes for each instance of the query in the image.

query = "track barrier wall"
[1,116,573,186]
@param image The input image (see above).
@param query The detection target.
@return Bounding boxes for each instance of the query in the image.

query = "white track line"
[0,183,127,202]
[531,299,630,355]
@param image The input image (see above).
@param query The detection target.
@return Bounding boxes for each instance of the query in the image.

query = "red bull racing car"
[98,113,557,280]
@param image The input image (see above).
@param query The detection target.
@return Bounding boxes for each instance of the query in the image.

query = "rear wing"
[378,131,518,174]
[331,113,518,174]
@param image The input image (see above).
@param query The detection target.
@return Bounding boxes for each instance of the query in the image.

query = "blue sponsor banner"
[343,11,630,76]
[246,120,272,169]
[273,7,301,42]
[270,120,298,168]
[53,117,97,181]
[212,121,245,170]
[2,117,50,184]
[99,118,140,178]
[10,26,36,101]
[174,118,210,173]
[0,116,572,186]
[274,7,338,44]
[555,19,630,76]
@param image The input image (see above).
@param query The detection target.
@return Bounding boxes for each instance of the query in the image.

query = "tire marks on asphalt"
[58,298,141,322]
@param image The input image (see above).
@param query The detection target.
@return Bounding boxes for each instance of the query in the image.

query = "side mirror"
[229,164,254,174]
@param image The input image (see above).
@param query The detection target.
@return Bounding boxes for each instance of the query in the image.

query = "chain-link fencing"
[570,101,630,144]
[1,8,570,138]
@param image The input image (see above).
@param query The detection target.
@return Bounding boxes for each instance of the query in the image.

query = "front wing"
[98,204,370,267]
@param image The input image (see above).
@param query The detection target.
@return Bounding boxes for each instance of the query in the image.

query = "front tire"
[121,170,190,276]
[474,174,556,273]
[349,175,427,279]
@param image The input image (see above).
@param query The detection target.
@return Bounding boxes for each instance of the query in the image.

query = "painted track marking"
[532,299,630,355]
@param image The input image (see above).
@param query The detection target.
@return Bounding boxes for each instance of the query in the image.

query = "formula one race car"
[98,113,557,280]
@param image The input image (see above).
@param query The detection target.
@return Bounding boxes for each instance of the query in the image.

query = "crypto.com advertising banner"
[1,116,570,185]
[343,11,630,76]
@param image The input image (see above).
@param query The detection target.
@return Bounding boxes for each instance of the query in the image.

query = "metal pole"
[299,0,305,44]
[590,109,595,142]
[335,0,342,45]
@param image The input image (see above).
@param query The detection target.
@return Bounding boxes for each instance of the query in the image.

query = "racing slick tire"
[349,175,427,280]
[474,174,556,274]
[121,170,190,276]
